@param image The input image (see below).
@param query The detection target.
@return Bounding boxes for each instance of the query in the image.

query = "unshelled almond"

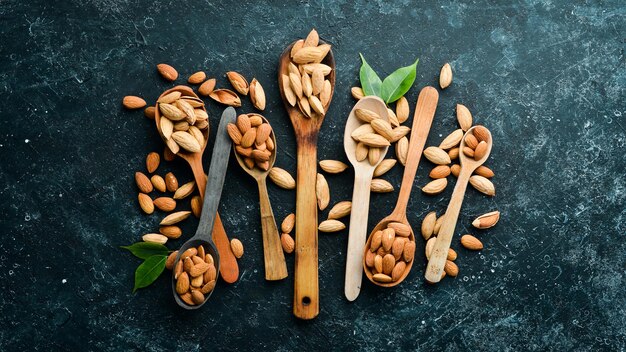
[472,211,500,229]
[172,131,201,153]
[176,272,190,294]
[388,222,410,237]
[439,63,452,89]
[355,142,368,162]
[151,175,166,192]
[450,164,461,177]
[371,119,394,141]
[269,167,296,190]
[371,179,394,193]
[439,129,463,150]
[249,78,266,110]
[144,106,156,119]
[153,197,176,212]
[158,91,181,104]
[123,96,146,109]
[474,165,495,178]
[469,175,495,196]
[424,147,451,165]
[226,71,249,95]
[359,133,390,148]
[456,104,472,131]
[368,147,382,166]
[159,103,186,121]
[403,241,416,262]
[160,211,191,226]
[188,71,206,84]
[230,238,244,258]
[160,225,182,239]
[165,251,178,270]
[373,159,396,177]
[421,211,437,240]
[209,89,241,107]
[422,178,448,195]
[387,108,399,127]
[328,201,352,220]
[396,96,409,123]
[429,165,451,179]
[425,237,436,260]
[301,72,313,97]
[444,260,459,277]
[447,248,457,261]
[396,136,408,166]
[174,181,195,200]
[318,219,345,232]
[351,87,364,100]
[448,147,459,160]
[372,273,392,283]
[355,108,380,123]
[165,172,178,192]
[316,173,330,210]
[157,63,178,81]
[281,213,295,233]
[319,160,348,174]
[143,233,168,244]
[473,125,490,142]
[474,141,488,160]
[461,234,483,250]
[135,172,153,193]
[145,152,160,173]
[281,233,295,254]
[138,193,154,214]
[190,195,201,218]
[198,78,216,96]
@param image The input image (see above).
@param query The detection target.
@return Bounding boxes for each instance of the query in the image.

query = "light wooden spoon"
[363,86,439,287]
[232,115,287,281]
[155,85,239,284]
[343,96,389,301]
[425,126,493,283]
[278,39,335,320]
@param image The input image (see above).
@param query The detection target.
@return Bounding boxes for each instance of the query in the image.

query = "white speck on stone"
[62,279,67,284]
[25,139,30,143]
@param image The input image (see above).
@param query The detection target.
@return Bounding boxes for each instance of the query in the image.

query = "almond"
[402,241,416,262]
[301,72,313,97]
[463,147,475,158]
[371,179,394,193]
[157,63,178,81]
[472,211,501,229]
[172,131,201,153]
[456,104,473,131]
[176,272,190,294]
[304,28,319,47]
[351,124,375,141]
[181,248,197,259]
[439,63,452,89]
[174,181,195,200]
[151,175,166,192]
[190,290,205,304]
[429,165,451,179]
[236,114,251,134]
[249,78,266,110]
[328,201,351,220]
[256,123,272,145]
[374,255,383,272]
[319,160,348,174]
[371,119,394,141]
[165,251,178,270]
[368,147,382,166]
[473,125,490,142]
[309,95,325,115]
[391,261,406,282]
[291,39,304,58]
[391,237,406,260]
[230,238,244,258]
[122,96,146,109]
[160,225,182,239]
[251,149,271,162]
[282,74,297,106]
[186,71,205,85]
[450,164,461,177]
[281,233,295,254]
[198,78,216,96]
[299,97,311,117]
[354,108,380,123]
[269,167,296,190]
[135,172,153,193]
[160,211,191,225]
[396,136,408,166]
[355,142,368,162]
[448,248,457,261]
[189,262,210,277]
[351,87,364,100]
[203,264,216,282]
[461,234,483,250]
[474,165,495,178]
[382,254,395,275]
[144,106,156,119]
[381,228,395,251]
[145,152,160,173]
[318,219,345,232]
[422,178,447,195]
[448,147,459,160]
[281,213,295,233]
[373,159,396,177]
[365,250,375,268]
[190,195,202,218]
[159,103,187,121]
[390,126,411,142]
[444,260,459,277]
[160,117,174,140]
[201,280,216,295]
[179,292,195,306]
[153,197,176,212]
[421,211,437,240]
[209,89,241,107]
[425,237,436,260]
[240,128,257,148]
[387,108,399,127]
[142,233,168,244]
[165,172,178,192]
[372,273,392,283]
[316,173,330,210]
[289,73,303,99]
[158,91,181,104]
[469,175,495,196]
[396,96,409,123]
[388,222,411,237]
[188,126,205,147]
[464,134,478,149]
[474,141,488,160]
[424,147,451,165]
[138,193,154,214]
[434,215,445,236]
[174,121,189,132]
[440,129,464,150]
[359,133,390,148]
[303,63,332,76]
[226,71,249,95]
[292,45,328,64]
[177,99,196,124]
[370,230,383,252]
[174,259,183,279]
[320,80,332,106]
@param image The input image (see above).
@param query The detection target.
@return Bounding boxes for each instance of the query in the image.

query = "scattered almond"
[444,260,459,277]
[230,238,244,258]
[135,172,153,193]
[165,172,178,192]
[373,159,397,177]
[396,136,408,166]
[422,178,448,195]
[456,104,472,131]
[144,106,156,119]
[151,175,166,192]
[474,165,495,178]
[396,96,409,124]
[157,63,178,81]
[450,164,461,177]
[198,78,216,96]
[469,175,496,196]
[319,160,348,174]
[281,233,295,254]
[143,233,168,244]
[269,167,295,190]
[190,195,202,218]
[123,96,146,109]
[371,179,394,193]
[328,201,351,220]
[439,63,452,89]
[429,165,451,179]
[249,78,266,110]
[160,211,191,226]
[472,211,500,229]
[351,87,364,100]
[318,219,345,232]
[424,147,451,165]
[316,173,330,210]
[160,225,182,239]
[439,129,463,150]
[153,197,176,212]
[138,193,154,214]
[188,71,206,84]
[174,181,195,200]
[281,213,295,233]
[461,234,483,250]
[421,211,437,240]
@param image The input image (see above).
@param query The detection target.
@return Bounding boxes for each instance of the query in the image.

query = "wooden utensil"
[343,96,390,301]
[278,39,335,319]
[155,86,239,284]
[363,86,439,287]
[232,115,287,281]
[425,126,492,283]
[171,107,236,309]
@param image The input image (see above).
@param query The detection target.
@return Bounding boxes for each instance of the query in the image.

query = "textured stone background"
[0,0,624,350]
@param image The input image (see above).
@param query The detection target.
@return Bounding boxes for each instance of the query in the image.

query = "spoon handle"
[257,177,288,281]
[425,166,473,282]
[344,171,374,301]
[196,108,236,241]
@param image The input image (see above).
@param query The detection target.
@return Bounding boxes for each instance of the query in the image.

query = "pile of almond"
[156,92,208,155]
[227,113,275,171]
[363,223,416,283]
[351,108,410,166]
[168,245,217,306]
[282,29,333,118]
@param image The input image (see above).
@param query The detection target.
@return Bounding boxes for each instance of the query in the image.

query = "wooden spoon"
[343,96,390,301]
[155,86,239,284]
[425,126,492,283]
[232,115,287,281]
[171,107,236,309]
[278,39,335,319]
[363,86,439,287]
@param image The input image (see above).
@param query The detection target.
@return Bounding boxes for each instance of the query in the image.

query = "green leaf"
[133,255,167,292]
[380,59,419,104]
[121,242,170,260]
[359,53,382,98]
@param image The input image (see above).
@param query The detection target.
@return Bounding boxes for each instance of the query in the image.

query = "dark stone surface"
[0,0,624,350]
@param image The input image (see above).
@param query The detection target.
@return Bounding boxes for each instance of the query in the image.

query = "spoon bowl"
[232,114,277,176]
[458,126,493,168]
[343,96,390,166]
[171,239,220,309]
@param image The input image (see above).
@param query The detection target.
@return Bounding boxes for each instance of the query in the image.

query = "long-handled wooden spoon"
[171,107,236,309]
[155,86,239,284]
[363,86,439,287]
[232,115,287,281]
[343,96,390,301]
[278,40,335,319]
[425,126,492,283]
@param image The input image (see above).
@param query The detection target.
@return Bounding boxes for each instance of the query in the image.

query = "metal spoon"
[171,107,236,309]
